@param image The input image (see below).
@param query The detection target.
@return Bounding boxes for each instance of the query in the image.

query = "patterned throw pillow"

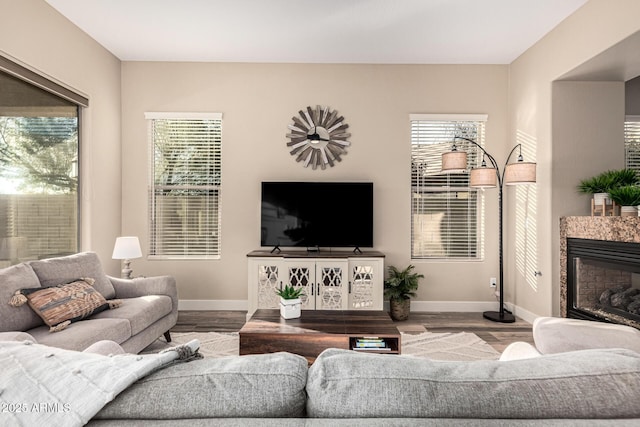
[9,278,122,332]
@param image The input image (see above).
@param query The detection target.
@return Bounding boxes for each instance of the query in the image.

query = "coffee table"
[239,309,401,363]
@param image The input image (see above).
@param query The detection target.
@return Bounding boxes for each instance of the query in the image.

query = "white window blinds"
[410,115,486,259]
[625,116,640,172]
[147,113,222,258]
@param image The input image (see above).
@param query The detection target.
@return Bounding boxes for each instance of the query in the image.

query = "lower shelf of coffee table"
[349,336,399,354]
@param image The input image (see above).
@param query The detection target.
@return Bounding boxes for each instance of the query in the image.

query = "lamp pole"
[453,137,520,323]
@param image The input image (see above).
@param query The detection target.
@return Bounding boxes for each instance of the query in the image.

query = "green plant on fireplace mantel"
[608,185,640,207]
[384,264,424,321]
[577,169,639,195]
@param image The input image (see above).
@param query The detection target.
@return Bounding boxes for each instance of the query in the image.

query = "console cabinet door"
[348,258,384,310]
[284,260,316,310]
[315,260,348,310]
[248,258,283,315]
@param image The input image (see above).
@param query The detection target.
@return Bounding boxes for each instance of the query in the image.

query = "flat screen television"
[261,182,373,249]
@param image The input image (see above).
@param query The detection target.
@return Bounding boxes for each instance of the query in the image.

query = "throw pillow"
[9,278,122,332]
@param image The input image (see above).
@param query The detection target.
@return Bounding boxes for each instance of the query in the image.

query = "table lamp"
[112,236,142,279]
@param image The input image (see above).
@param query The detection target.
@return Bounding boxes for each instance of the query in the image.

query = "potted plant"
[608,185,640,216]
[275,285,304,319]
[578,169,639,212]
[384,264,424,321]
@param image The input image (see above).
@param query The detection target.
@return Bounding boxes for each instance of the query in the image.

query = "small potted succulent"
[384,264,424,321]
[275,285,304,319]
[608,185,640,216]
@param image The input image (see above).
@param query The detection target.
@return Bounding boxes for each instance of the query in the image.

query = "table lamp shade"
[504,162,536,185]
[112,236,142,260]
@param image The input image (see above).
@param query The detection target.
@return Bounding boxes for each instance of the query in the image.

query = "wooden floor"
[174,310,534,353]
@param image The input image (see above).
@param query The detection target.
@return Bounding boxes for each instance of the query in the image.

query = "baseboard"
[178,300,248,311]
[508,303,539,324]
[407,300,501,312]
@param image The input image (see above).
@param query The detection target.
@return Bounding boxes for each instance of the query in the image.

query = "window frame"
[625,115,640,172]
[146,112,223,260]
[410,114,487,261]
[0,55,84,263]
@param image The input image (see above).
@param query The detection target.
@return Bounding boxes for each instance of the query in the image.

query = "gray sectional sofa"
[87,315,640,424]
[0,251,177,353]
[87,346,640,425]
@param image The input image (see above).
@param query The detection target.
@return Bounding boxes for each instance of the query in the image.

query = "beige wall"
[1,0,122,271]
[509,0,640,317]
[552,81,625,217]
[121,62,509,306]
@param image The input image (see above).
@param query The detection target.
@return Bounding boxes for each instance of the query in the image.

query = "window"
[410,114,487,259]
[0,67,82,266]
[147,112,222,258]
[625,116,640,172]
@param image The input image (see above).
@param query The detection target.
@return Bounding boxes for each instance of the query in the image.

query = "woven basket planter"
[389,298,411,321]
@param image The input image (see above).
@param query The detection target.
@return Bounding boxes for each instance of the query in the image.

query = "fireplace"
[567,238,640,328]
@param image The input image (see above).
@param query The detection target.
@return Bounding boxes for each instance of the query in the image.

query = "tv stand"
[353,246,363,255]
[269,245,281,254]
[246,249,385,320]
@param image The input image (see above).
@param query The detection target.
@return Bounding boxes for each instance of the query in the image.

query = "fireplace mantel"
[560,216,640,329]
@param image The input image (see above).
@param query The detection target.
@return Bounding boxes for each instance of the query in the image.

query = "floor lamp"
[442,137,536,323]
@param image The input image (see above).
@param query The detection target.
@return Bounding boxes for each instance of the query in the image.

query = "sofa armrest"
[108,275,178,312]
[533,316,640,354]
[499,341,542,361]
[0,331,37,343]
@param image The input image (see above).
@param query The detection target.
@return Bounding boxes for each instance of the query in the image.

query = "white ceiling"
[45,0,587,64]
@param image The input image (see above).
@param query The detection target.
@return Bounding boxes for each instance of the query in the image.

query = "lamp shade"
[112,236,142,260]
[470,167,498,188]
[504,162,536,185]
[441,151,467,172]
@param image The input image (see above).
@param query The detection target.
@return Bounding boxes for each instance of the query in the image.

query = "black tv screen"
[261,182,373,248]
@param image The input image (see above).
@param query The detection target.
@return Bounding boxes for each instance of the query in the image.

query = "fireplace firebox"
[567,238,640,329]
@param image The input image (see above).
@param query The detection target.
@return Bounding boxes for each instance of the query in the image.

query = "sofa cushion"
[95,352,308,420]
[91,295,172,336]
[306,348,640,419]
[30,318,131,351]
[0,263,43,332]
[12,278,121,332]
[29,252,116,299]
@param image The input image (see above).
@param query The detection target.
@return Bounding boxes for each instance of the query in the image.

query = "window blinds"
[625,117,640,172]
[410,115,486,259]
[147,113,222,258]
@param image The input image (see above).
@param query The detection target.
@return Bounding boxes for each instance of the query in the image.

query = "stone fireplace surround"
[560,216,640,329]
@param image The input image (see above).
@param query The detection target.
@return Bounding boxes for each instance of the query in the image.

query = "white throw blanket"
[0,339,200,426]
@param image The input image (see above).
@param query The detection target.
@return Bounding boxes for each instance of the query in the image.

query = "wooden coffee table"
[239,309,401,363]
